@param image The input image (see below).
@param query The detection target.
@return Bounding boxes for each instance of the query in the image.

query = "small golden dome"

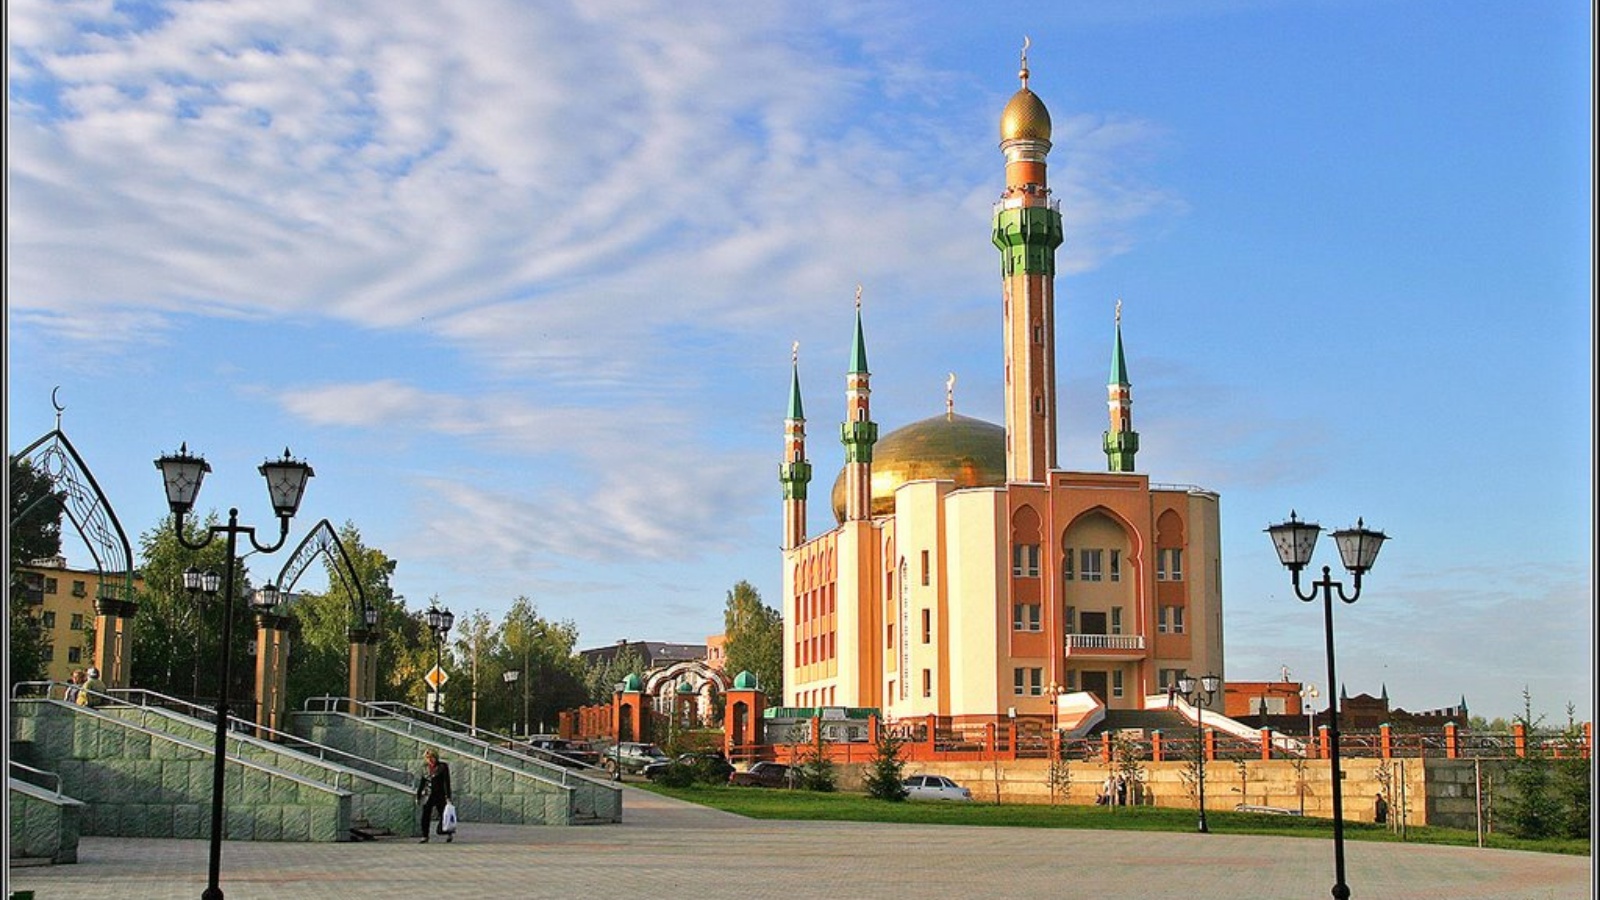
[831,414,1006,523]
[1000,87,1052,143]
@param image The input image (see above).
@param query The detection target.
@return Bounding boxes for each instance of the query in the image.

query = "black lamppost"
[425,604,454,714]
[156,444,312,900]
[1175,673,1221,833]
[502,668,521,736]
[1267,511,1388,900]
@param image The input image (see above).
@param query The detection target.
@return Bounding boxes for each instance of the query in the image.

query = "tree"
[283,522,404,714]
[722,580,782,700]
[129,513,250,704]
[9,457,63,684]
[863,727,909,801]
[494,597,587,734]
[1502,687,1561,840]
[583,643,646,703]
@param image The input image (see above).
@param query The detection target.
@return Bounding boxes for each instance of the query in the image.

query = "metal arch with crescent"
[11,415,137,606]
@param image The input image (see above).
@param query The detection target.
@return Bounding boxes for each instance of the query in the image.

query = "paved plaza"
[8,787,1591,900]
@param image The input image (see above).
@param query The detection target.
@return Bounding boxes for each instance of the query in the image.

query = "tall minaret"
[840,286,878,521]
[992,38,1064,483]
[1103,300,1140,472]
[779,342,813,550]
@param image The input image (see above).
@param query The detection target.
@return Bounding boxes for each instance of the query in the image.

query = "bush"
[791,740,838,792]
[652,761,697,789]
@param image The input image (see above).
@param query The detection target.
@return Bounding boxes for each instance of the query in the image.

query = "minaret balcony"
[1063,633,1147,660]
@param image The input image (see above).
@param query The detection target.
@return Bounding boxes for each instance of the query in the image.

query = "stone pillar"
[91,593,138,689]
[347,627,380,711]
[253,611,292,738]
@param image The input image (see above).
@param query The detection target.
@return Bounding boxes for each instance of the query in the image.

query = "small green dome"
[675,681,695,695]
[621,673,644,692]
[733,670,759,690]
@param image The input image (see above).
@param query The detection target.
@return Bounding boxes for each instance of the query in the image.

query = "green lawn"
[638,783,1591,856]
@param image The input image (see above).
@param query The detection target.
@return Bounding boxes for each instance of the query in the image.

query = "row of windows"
[36,577,93,596]
[795,631,836,667]
[1007,604,1187,635]
[1013,668,1125,698]
[39,612,86,630]
[1009,547,1186,583]
[40,645,85,663]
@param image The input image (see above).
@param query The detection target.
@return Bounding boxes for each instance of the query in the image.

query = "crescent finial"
[1115,298,1122,325]
[1020,36,1031,87]
[792,341,800,365]
[946,372,957,419]
[854,284,863,310]
[51,386,64,429]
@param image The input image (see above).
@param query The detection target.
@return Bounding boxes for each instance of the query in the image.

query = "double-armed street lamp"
[156,444,313,900]
[1175,673,1221,833]
[1267,511,1388,900]
[425,604,454,714]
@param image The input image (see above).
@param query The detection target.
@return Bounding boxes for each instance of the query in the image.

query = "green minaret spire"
[780,343,812,503]
[1103,300,1140,472]
[787,352,805,421]
[848,301,869,375]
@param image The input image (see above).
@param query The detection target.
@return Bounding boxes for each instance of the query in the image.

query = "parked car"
[524,738,601,769]
[903,774,973,801]
[729,761,792,788]
[642,751,736,782]
[604,741,670,775]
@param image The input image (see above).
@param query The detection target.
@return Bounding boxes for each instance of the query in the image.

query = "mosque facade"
[778,52,1225,729]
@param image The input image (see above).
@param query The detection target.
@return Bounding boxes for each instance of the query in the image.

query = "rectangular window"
[44,578,58,594]
[1158,548,1185,581]
[42,611,56,628]
[921,609,931,644]
[1081,550,1103,582]
[70,613,84,630]
[1112,670,1125,698]
[1011,543,1039,577]
[1110,550,1121,582]
[887,622,895,649]
[1172,605,1185,634]
[1064,605,1076,635]
[42,645,54,661]
[67,646,82,663]
[1110,607,1123,635]
[921,550,930,586]
[922,669,932,698]
[1029,668,1043,696]
[1159,668,1187,689]
[1013,668,1026,696]
[1157,606,1169,634]
[71,580,87,597]
[1063,548,1074,581]
[1012,603,1041,632]
[1065,670,1078,691]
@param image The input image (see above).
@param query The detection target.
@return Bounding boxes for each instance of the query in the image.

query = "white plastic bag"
[440,800,458,834]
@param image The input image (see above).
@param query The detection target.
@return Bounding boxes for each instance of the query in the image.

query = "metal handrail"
[303,696,616,789]
[107,687,410,783]
[10,689,347,791]
[9,760,63,797]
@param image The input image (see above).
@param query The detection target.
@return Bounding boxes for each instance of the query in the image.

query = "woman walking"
[415,749,453,843]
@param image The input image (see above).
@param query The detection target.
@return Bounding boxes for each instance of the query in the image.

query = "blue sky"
[7,1,1592,723]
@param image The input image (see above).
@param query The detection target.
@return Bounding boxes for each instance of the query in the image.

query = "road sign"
[425,666,449,691]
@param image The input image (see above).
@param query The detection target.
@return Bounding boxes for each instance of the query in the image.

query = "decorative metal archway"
[9,393,137,605]
[273,518,367,622]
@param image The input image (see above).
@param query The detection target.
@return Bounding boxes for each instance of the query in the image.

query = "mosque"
[778,51,1225,730]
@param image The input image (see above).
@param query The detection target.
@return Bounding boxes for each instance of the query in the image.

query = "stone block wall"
[100,705,415,836]
[9,778,84,863]
[292,711,622,825]
[11,700,351,842]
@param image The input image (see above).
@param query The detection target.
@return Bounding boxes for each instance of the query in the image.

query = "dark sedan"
[728,761,792,787]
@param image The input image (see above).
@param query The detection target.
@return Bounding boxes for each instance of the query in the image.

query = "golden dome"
[1000,87,1051,143]
[831,413,1006,522]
